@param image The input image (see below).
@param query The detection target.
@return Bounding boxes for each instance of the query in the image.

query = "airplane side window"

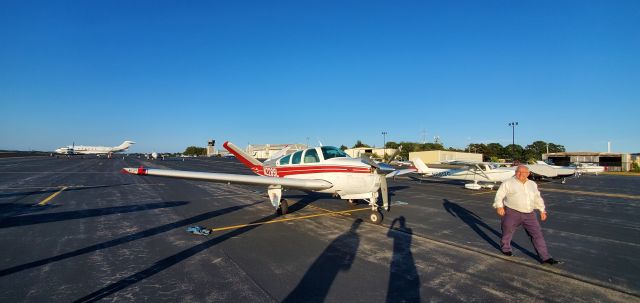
[303,149,320,163]
[291,151,303,164]
[279,154,291,166]
[321,146,348,160]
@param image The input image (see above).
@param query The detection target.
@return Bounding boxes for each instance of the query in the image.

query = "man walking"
[494,165,560,265]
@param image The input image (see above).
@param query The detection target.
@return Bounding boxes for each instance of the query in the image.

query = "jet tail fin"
[115,140,136,150]
[223,142,264,175]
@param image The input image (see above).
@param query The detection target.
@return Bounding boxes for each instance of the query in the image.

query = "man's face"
[515,167,530,182]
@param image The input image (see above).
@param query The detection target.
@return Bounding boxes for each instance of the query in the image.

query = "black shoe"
[502,251,513,256]
[542,258,562,265]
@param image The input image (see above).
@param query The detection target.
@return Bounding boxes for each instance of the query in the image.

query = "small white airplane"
[574,163,605,175]
[122,142,414,223]
[530,161,577,183]
[410,158,515,190]
[55,140,135,158]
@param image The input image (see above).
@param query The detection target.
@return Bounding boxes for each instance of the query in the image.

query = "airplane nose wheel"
[369,210,383,224]
[277,199,289,215]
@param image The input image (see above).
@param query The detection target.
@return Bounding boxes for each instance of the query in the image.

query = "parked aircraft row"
[52,139,603,223]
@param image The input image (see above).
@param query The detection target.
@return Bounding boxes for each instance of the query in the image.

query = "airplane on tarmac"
[55,141,135,158]
[574,162,605,175]
[528,161,577,183]
[410,158,515,190]
[122,142,414,224]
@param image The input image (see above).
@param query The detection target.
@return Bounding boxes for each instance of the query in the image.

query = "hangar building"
[345,147,398,159]
[409,150,482,164]
[543,152,631,172]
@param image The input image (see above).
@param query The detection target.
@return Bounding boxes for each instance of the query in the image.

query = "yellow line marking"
[210,207,370,232]
[37,186,68,206]
[540,188,640,200]
[471,191,496,195]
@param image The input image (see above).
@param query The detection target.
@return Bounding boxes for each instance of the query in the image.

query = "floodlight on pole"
[381,131,388,159]
[508,122,518,161]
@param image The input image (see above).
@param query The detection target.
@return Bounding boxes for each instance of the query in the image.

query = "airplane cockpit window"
[291,150,303,164]
[303,149,320,163]
[321,146,348,160]
[279,154,291,166]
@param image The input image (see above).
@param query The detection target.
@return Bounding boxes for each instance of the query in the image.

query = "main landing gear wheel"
[369,210,383,224]
[277,199,289,215]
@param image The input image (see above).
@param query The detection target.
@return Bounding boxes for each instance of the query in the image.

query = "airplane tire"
[279,199,289,215]
[369,211,383,224]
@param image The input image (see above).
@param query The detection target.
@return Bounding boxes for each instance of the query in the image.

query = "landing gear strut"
[277,198,289,215]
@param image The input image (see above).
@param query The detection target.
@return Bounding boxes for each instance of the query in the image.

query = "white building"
[409,150,482,164]
[344,147,398,159]
[246,143,307,160]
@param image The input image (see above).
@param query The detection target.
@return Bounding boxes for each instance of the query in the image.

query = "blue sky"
[1,1,638,153]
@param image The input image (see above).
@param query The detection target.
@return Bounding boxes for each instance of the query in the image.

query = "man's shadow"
[386,216,421,303]
[442,199,537,260]
[282,219,363,303]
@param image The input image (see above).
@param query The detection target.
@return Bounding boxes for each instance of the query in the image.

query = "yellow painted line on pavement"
[306,204,352,215]
[37,186,68,206]
[540,188,640,200]
[471,191,496,195]
[210,207,370,232]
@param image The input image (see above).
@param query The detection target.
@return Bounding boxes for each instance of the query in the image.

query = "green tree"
[184,146,206,156]
[503,144,524,161]
[352,140,370,148]
[385,141,399,149]
[339,145,348,151]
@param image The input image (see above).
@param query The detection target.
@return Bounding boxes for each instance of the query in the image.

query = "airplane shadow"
[442,199,538,260]
[0,201,188,229]
[0,201,260,278]
[282,219,363,303]
[72,211,281,303]
[386,216,421,303]
[0,184,128,199]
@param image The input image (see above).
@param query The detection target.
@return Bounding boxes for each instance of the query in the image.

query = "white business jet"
[410,158,515,190]
[55,141,135,158]
[122,142,414,224]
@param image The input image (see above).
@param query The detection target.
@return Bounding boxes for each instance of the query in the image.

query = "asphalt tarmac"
[0,156,638,302]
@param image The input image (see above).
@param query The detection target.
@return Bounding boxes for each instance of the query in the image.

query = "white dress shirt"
[493,177,545,213]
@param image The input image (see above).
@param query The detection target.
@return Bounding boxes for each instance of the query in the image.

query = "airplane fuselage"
[258,147,381,199]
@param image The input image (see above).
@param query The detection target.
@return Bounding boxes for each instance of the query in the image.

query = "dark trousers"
[501,207,551,261]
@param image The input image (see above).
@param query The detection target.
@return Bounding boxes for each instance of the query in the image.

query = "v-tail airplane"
[122,142,414,223]
[55,140,135,158]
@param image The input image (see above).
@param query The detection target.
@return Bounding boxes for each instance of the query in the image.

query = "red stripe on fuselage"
[260,165,371,177]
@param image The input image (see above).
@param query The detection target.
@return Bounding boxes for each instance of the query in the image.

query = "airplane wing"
[385,168,417,178]
[121,167,333,190]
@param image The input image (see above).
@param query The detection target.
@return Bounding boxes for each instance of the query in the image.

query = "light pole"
[508,122,518,161]
[381,131,388,160]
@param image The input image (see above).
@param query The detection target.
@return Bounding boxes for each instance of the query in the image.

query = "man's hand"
[540,211,547,221]
[496,207,505,217]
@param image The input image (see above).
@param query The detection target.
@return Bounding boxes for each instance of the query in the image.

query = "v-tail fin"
[223,142,264,175]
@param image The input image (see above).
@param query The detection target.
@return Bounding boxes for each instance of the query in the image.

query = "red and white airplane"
[122,142,413,223]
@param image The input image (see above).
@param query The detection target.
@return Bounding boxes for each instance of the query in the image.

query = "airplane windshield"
[321,146,348,160]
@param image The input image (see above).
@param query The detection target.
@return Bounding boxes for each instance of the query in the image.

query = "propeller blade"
[361,155,381,169]
[384,145,402,164]
[380,174,389,211]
